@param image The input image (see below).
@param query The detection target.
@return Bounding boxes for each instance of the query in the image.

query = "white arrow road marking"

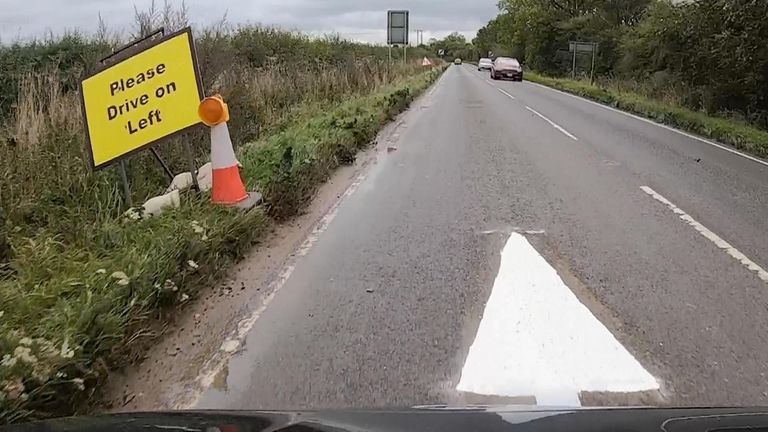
[457,233,658,406]
[640,186,768,283]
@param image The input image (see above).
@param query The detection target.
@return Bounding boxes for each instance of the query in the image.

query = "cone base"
[233,191,263,211]
[212,165,248,205]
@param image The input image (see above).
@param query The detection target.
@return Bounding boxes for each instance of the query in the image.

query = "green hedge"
[0,66,444,424]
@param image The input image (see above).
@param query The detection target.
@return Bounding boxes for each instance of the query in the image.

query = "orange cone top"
[199,95,230,126]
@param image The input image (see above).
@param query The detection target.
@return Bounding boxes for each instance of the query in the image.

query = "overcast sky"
[0,0,499,44]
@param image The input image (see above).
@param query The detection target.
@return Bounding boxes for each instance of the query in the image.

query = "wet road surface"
[191,65,768,409]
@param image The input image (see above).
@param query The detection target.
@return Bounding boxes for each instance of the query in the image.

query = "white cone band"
[211,123,238,170]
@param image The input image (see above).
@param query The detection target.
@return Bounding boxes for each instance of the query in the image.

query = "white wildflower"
[190,220,204,234]
[180,293,190,302]
[20,393,28,401]
[96,268,106,274]
[124,208,142,220]
[187,260,199,270]
[18,337,32,346]
[163,280,178,292]
[60,339,74,359]
[111,271,130,285]
[111,271,128,280]
[14,346,37,364]
[36,338,58,358]
[31,364,52,382]
[2,379,24,400]
[1,355,17,368]
[191,220,208,240]
[72,378,85,391]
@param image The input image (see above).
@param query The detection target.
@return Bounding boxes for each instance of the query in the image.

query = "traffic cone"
[198,95,259,208]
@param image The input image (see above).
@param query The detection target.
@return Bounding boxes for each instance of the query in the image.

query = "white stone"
[165,172,194,193]
[142,190,181,217]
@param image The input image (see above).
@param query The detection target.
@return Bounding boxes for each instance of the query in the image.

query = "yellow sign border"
[79,27,204,170]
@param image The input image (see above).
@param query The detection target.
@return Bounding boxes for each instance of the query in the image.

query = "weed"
[0,29,445,420]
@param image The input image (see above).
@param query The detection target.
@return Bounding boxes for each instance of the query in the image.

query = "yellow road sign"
[80,28,203,169]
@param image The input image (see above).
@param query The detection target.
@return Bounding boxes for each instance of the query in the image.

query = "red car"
[491,57,523,81]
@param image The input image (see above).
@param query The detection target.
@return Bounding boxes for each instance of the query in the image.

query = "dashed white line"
[497,88,515,99]
[526,81,768,168]
[457,232,659,406]
[640,186,768,283]
[525,106,579,141]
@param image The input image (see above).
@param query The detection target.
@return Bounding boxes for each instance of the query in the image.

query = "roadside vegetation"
[0,3,443,423]
[473,0,768,157]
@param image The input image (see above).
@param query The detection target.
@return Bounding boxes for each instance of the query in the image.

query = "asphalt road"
[194,65,768,409]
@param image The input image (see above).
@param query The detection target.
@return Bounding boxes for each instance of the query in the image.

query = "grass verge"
[0,65,445,423]
[525,72,768,159]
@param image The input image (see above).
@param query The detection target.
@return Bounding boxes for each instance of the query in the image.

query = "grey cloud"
[0,0,498,42]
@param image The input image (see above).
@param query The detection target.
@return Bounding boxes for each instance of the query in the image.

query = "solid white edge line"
[640,186,768,283]
[497,88,515,99]
[178,171,369,409]
[526,81,768,168]
[428,71,444,96]
[525,106,579,141]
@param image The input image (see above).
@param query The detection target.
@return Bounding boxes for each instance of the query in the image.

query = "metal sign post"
[118,160,133,207]
[81,27,206,208]
[569,41,597,81]
[572,47,577,79]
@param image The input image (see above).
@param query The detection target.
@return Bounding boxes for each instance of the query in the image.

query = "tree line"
[473,0,768,129]
[423,32,476,62]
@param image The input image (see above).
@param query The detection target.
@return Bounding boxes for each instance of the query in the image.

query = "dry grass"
[0,21,443,422]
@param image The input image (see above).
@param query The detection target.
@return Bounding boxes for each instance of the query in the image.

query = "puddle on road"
[212,364,229,391]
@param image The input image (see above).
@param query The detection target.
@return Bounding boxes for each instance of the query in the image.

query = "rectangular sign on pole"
[387,10,409,45]
[569,41,595,53]
[79,27,204,170]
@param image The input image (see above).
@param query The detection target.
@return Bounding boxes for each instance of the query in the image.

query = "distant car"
[477,58,493,71]
[491,57,523,81]
[454,58,462,65]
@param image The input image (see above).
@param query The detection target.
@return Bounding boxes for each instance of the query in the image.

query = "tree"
[478,0,768,127]
[428,32,476,60]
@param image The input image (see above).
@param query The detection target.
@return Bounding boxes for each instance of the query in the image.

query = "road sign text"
[80,28,203,169]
